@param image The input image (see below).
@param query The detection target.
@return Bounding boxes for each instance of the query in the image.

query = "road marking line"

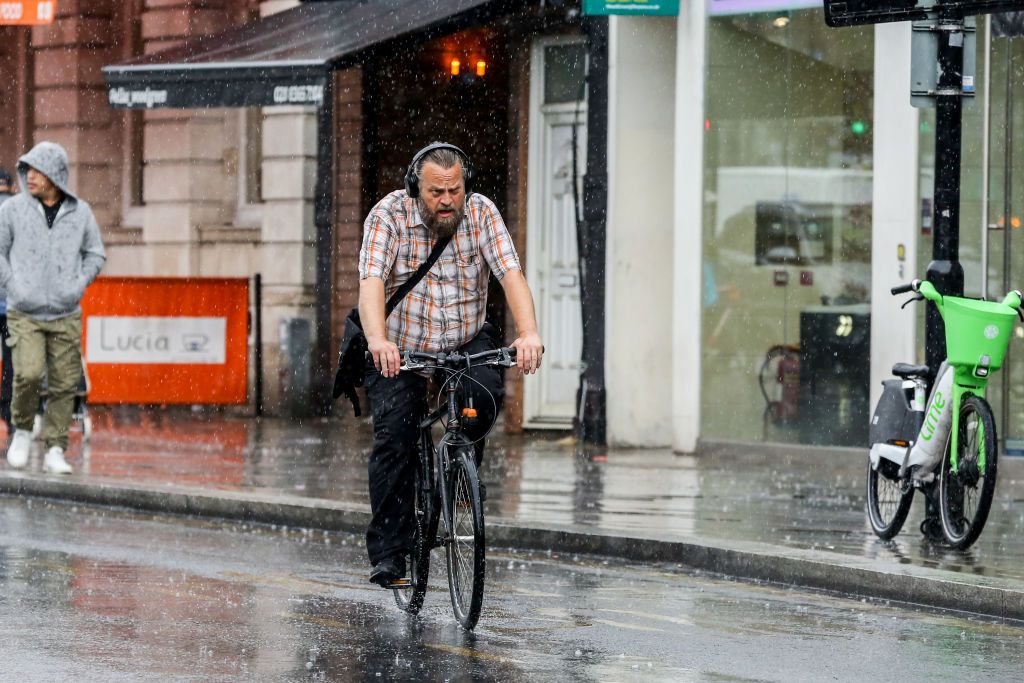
[424,643,524,664]
[590,618,664,633]
[597,608,694,626]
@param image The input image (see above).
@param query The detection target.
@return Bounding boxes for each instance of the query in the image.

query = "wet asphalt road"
[2,497,1024,682]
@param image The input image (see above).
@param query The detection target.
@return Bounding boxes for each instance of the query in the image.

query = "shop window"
[544,43,587,105]
[700,7,875,446]
[235,107,264,227]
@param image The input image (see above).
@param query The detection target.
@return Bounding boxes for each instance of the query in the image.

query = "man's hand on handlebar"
[367,335,401,378]
[511,331,544,375]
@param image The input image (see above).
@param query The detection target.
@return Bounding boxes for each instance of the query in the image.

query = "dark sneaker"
[369,555,406,588]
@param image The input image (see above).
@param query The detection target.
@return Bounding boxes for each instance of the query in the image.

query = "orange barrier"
[81,277,249,404]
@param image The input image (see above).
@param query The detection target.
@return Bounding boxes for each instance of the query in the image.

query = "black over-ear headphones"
[404,142,474,199]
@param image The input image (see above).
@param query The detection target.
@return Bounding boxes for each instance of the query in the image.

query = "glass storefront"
[984,32,1024,455]
[700,6,874,445]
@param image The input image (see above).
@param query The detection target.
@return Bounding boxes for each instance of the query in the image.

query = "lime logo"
[984,324,1000,340]
[835,315,854,337]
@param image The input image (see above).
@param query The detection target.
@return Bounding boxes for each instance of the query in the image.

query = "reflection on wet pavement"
[13,406,1024,585]
[3,497,1024,681]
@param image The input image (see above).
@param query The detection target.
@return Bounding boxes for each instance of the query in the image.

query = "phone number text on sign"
[0,1,55,24]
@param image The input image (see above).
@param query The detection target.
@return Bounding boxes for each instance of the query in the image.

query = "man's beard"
[418,199,464,238]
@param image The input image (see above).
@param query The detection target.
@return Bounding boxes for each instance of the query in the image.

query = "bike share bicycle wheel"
[445,446,486,630]
[939,395,998,550]
[866,457,914,539]
[394,459,440,614]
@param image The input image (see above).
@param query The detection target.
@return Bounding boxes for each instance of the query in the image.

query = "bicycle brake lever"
[901,295,924,310]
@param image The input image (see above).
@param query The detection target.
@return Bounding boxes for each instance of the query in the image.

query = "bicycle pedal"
[386,577,412,589]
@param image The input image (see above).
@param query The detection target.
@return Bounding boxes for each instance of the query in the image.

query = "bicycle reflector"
[462,408,478,419]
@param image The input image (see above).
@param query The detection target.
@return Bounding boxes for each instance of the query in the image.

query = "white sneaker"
[43,446,72,475]
[7,429,31,469]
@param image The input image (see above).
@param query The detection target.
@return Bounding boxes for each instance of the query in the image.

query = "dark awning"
[102,0,499,109]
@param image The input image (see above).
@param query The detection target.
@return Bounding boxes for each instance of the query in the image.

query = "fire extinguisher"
[759,344,800,424]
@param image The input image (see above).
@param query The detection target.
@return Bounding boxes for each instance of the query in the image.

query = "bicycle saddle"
[892,363,930,379]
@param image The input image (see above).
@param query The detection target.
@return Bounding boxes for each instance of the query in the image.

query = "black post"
[254,272,263,417]
[577,15,609,446]
[925,6,967,375]
[923,4,967,526]
[313,77,335,417]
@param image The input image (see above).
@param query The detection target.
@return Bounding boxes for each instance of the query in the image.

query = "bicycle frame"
[415,366,478,549]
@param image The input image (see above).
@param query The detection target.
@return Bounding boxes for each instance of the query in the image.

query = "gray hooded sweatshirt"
[0,141,106,320]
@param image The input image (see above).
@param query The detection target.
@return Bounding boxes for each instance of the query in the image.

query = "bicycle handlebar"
[890,279,1024,315]
[399,347,518,371]
[890,280,920,296]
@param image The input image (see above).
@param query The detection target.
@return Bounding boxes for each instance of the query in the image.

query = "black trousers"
[363,328,504,564]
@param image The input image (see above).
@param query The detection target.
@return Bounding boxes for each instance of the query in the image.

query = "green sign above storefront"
[583,0,680,16]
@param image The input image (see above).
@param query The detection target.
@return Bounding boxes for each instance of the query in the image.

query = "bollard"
[278,317,313,418]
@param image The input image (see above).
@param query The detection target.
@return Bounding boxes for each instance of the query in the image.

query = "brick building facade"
[1,0,583,424]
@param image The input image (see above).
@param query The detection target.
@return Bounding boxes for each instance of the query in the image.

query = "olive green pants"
[7,311,83,450]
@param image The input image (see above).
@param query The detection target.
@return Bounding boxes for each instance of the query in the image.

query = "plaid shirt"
[358,190,521,352]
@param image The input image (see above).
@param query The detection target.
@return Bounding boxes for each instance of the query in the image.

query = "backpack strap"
[384,233,453,316]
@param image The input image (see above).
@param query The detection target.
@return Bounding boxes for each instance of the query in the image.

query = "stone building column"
[258,103,317,414]
[139,0,232,275]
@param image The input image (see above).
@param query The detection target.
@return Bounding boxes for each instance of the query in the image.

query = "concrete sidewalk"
[1,406,1023,621]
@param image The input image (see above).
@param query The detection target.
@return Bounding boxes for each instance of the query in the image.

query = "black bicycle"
[386,346,516,630]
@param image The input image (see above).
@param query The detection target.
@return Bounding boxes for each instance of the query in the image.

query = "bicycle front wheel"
[939,395,998,550]
[445,446,485,630]
[866,458,914,539]
[394,461,439,615]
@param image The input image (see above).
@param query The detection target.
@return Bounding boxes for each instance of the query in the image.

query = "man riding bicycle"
[358,142,544,588]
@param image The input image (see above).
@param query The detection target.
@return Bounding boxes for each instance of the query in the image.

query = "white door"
[524,38,587,428]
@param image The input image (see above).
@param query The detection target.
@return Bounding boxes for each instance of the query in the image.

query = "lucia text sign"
[80,277,249,405]
[86,317,227,365]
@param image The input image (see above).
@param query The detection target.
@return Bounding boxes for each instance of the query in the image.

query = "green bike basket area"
[943,296,1017,372]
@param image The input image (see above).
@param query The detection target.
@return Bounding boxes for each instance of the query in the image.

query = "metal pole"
[925,6,967,376]
[313,77,335,417]
[923,3,967,525]
[1001,42,1014,448]
[254,272,264,417]
[577,15,609,446]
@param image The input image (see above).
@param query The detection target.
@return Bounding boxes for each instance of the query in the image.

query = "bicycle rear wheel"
[445,446,485,630]
[939,395,997,550]
[865,457,914,539]
[394,460,439,614]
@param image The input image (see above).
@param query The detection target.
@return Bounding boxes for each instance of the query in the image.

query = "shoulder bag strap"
[383,233,453,317]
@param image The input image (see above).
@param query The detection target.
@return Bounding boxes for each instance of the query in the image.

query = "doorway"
[524,37,587,428]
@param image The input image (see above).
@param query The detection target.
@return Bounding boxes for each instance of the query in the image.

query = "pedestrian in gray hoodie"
[0,142,106,473]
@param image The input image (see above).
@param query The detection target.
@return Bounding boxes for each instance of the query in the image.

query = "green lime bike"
[867,278,1023,550]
